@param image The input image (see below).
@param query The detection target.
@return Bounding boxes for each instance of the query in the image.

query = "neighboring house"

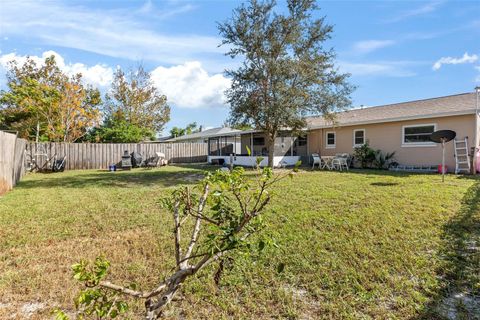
[307,91,480,172]
[207,91,480,171]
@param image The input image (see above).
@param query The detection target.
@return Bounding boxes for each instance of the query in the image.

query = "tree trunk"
[267,133,275,168]
[36,121,40,143]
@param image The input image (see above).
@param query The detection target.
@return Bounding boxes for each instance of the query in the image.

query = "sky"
[0,0,479,136]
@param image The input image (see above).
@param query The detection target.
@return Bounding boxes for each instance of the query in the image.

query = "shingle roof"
[165,127,242,142]
[306,92,478,129]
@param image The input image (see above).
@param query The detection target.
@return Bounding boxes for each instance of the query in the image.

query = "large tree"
[0,56,101,142]
[96,66,170,142]
[219,0,354,167]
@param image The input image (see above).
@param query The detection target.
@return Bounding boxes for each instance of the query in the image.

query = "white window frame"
[325,131,336,149]
[401,123,437,147]
[353,129,366,147]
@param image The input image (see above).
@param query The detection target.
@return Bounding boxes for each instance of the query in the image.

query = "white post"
[250,133,253,155]
[290,136,293,156]
[474,87,480,174]
[442,139,445,182]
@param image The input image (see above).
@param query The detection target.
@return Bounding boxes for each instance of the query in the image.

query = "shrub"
[353,142,396,169]
[353,141,376,168]
[372,150,396,170]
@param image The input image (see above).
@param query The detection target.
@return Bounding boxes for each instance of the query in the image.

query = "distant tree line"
[0,56,171,143]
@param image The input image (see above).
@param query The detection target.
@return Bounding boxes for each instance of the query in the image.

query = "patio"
[207,129,308,167]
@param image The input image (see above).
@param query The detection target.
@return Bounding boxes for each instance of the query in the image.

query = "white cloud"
[151,61,230,108]
[0,51,230,108]
[138,0,196,19]
[352,40,396,54]
[0,0,223,66]
[340,61,416,78]
[385,0,445,23]
[432,52,479,71]
[0,51,113,87]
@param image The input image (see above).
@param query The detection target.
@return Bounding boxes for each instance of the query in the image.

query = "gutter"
[474,87,480,173]
[307,109,477,130]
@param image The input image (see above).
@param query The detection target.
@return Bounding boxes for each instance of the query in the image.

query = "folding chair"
[311,153,321,169]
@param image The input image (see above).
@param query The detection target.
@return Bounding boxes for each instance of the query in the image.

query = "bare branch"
[173,200,182,266]
[106,295,119,318]
[184,184,209,263]
[99,281,152,299]
[188,210,219,225]
[194,232,252,272]
[177,251,209,266]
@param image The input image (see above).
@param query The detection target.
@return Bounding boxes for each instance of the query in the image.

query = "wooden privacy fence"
[0,131,27,194]
[27,142,208,170]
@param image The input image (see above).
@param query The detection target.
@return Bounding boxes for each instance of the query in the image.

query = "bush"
[353,142,395,169]
[353,142,376,168]
[372,150,396,170]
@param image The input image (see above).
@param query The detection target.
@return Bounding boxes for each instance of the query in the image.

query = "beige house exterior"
[306,92,480,172]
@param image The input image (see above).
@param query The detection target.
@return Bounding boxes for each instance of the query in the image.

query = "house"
[207,90,480,172]
[307,91,480,172]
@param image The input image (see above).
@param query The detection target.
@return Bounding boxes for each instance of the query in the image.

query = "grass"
[0,165,479,319]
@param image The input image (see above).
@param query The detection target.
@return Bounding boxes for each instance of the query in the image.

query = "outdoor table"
[321,156,335,170]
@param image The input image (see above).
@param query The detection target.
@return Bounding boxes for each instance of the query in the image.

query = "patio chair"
[52,155,66,172]
[332,153,349,171]
[311,153,321,169]
[145,152,165,168]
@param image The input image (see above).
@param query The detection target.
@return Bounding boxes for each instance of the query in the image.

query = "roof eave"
[307,109,476,130]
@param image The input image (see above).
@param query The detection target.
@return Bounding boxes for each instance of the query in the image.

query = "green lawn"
[0,166,479,319]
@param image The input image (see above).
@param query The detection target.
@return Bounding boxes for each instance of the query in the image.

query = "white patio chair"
[332,153,349,171]
[311,153,321,169]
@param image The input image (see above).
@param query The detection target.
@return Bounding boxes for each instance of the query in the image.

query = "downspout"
[474,87,480,174]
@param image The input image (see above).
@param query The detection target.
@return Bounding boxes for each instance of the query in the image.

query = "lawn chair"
[52,155,66,172]
[145,152,165,168]
[311,153,321,169]
[332,153,349,171]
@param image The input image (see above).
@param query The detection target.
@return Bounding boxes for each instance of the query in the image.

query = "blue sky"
[0,0,479,136]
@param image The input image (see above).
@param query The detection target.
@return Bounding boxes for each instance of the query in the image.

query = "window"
[297,136,307,146]
[253,137,265,146]
[326,131,336,148]
[402,124,436,146]
[353,129,365,146]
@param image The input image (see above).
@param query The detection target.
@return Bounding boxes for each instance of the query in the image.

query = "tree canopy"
[0,56,101,142]
[219,0,354,167]
[169,122,200,138]
[87,66,171,143]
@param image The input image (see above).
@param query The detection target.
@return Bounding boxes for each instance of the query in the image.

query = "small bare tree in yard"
[56,163,298,319]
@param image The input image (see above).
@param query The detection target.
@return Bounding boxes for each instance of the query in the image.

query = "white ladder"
[454,137,471,174]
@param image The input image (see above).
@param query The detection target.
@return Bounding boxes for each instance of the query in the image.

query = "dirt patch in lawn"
[0,227,175,319]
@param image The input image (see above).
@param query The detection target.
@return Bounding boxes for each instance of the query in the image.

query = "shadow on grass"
[419,181,480,319]
[370,182,399,187]
[305,168,420,177]
[16,165,215,190]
